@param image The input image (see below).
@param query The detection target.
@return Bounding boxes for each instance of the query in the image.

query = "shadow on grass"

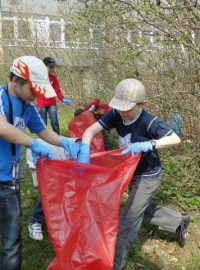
[123,224,177,270]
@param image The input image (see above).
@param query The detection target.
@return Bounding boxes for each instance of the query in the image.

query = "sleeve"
[85,99,100,111]
[26,104,46,133]
[51,74,64,101]
[98,109,116,131]
[147,116,173,139]
[97,103,110,112]
[0,88,7,117]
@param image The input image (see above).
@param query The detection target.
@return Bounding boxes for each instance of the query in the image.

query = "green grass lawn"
[19,106,200,270]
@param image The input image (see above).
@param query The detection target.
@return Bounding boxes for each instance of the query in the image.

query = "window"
[49,23,61,42]
[2,20,15,40]
[18,20,30,40]
[31,20,49,43]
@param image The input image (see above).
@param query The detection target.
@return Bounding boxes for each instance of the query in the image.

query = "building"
[0,0,100,99]
[0,0,98,65]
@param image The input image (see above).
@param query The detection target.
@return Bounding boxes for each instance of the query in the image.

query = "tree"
[68,0,200,140]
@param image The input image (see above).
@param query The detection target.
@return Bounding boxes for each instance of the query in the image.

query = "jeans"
[0,183,22,270]
[38,106,60,134]
[29,197,44,224]
[113,173,182,270]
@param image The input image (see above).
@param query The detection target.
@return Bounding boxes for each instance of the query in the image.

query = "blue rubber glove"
[76,143,90,163]
[121,141,153,155]
[28,139,52,165]
[63,98,72,106]
[88,105,95,112]
[60,138,80,160]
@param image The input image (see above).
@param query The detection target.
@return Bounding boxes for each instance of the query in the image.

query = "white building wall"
[1,0,79,16]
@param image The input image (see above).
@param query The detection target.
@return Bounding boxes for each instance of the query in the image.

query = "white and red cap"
[10,56,56,98]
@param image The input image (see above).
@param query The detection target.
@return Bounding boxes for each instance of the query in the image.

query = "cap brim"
[41,83,56,98]
[31,81,57,98]
[109,96,136,111]
[48,63,60,68]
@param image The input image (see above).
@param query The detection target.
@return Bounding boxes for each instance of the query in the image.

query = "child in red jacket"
[74,99,113,150]
[36,57,72,134]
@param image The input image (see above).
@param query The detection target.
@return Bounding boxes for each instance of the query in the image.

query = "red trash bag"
[68,111,105,153]
[37,150,141,270]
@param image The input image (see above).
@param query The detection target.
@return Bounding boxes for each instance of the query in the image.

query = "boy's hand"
[60,138,80,160]
[28,139,52,165]
[88,105,95,112]
[121,141,153,155]
[77,143,90,163]
[63,98,72,106]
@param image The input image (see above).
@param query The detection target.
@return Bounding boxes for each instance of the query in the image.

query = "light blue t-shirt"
[0,85,46,180]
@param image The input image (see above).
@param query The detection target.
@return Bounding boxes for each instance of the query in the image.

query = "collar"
[123,109,142,126]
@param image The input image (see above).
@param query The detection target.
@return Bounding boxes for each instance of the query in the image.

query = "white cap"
[10,56,56,98]
[109,78,145,111]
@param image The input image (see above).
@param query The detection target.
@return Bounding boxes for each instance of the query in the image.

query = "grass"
[19,106,200,270]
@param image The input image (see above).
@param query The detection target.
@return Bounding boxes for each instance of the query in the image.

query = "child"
[77,78,190,270]
[0,56,80,270]
[74,99,113,151]
[35,57,72,134]
[84,98,110,120]
[26,139,69,241]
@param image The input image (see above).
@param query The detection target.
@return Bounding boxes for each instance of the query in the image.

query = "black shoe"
[176,213,190,247]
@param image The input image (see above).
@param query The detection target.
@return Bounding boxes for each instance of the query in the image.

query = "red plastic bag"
[68,111,105,153]
[37,150,141,270]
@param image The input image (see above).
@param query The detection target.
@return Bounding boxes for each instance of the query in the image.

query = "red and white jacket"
[36,73,64,107]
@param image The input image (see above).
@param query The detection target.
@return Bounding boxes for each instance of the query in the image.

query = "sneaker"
[28,222,43,241]
[176,213,190,247]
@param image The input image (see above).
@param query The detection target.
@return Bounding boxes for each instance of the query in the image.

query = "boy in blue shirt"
[78,78,190,270]
[0,56,80,270]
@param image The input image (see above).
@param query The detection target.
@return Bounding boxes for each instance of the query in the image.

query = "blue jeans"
[38,106,60,134]
[29,197,44,224]
[0,183,22,270]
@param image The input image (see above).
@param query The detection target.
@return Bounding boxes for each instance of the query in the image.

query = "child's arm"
[154,132,181,150]
[122,132,181,156]
[82,122,104,144]
[77,122,104,163]
[0,114,33,146]
[37,128,80,160]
